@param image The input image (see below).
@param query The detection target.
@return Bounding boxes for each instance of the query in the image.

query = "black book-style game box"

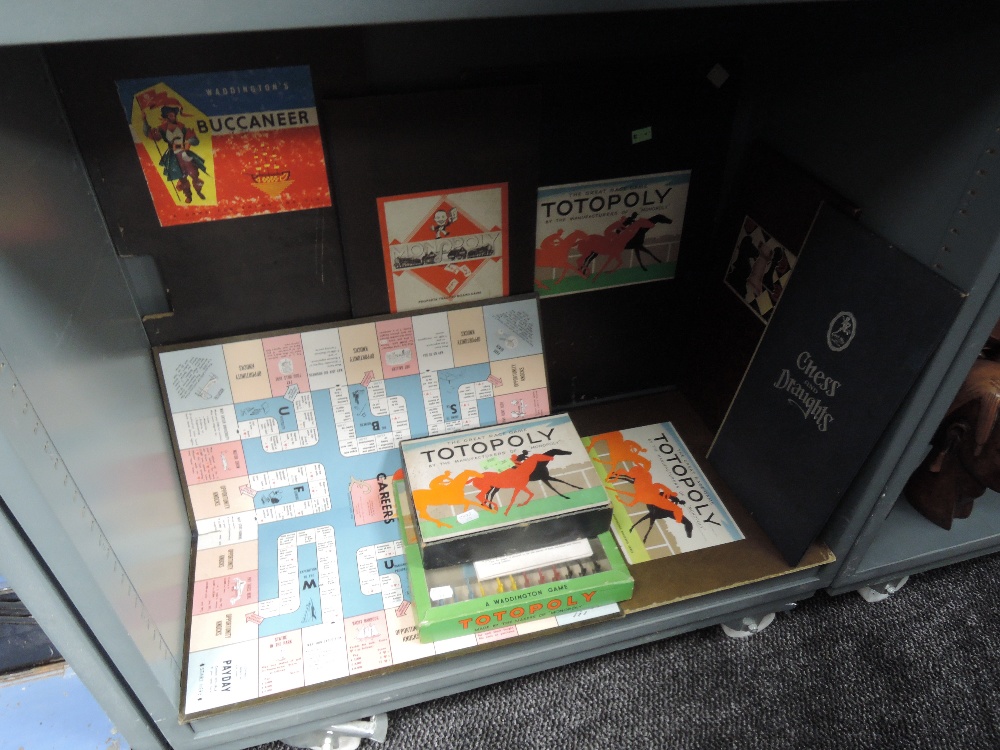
[708,205,965,566]
[681,142,860,433]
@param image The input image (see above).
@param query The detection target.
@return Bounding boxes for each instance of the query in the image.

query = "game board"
[155,296,577,718]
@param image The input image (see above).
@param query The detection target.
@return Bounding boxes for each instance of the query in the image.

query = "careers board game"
[155,296,568,718]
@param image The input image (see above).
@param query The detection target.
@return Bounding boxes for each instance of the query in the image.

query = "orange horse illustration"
[536,210,671,287]
[535,229,589,288]
[606,465,693,541]
[412,469,491,529]
[590,431,652,474]
[574,214,640,278]
[470,448,579,516]
[577,212,672,278]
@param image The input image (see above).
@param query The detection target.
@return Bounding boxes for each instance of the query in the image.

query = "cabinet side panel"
[750,8,1000,290]
[0,46,191,715]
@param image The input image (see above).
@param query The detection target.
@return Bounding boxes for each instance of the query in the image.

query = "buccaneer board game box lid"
[395,479,632,642]
[400,413,614,568]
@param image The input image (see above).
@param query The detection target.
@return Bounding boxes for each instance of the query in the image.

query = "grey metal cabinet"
[2,3,1000,748]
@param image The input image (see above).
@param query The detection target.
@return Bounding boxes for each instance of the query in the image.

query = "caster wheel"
[857,576,909,603]
[282,714,388,750]
[283,735,361,750]
[721,612,776,639]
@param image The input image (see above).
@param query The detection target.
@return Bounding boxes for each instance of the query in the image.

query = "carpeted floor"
[249,552,1000,750]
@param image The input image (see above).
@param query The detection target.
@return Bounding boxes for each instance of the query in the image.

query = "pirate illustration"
[143,105,209,203]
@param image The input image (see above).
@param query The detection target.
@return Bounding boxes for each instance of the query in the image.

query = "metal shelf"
[0,0,819,46]
[835,497,1000,593]
[4,2,1000,747]
[830,238,1000,593]
[187,570,824,747]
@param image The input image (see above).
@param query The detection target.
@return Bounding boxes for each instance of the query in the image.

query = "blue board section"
[437,364,493,424]
[253,484,310,510]
[347,386,394,437]
[258,544,321,638]
[236,398,300,433]
[384,374,428,436]
[245,371,490,618]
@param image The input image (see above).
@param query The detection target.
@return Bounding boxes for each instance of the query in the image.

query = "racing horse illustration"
[622,212,672,271]
[589,430,652,475]
[606,465,693,541]
[577,212,672,278]
[470,449,581,516]
[574,214,637,277]
[536,210,672,286]
[412,469,491,529]
[535,228,590,288]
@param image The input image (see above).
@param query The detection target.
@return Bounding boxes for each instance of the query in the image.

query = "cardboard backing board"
[707,206,965,567]
[567,390,835,615]
[324,85,540,318]
[682,142,861,433]
[535,60,741,407]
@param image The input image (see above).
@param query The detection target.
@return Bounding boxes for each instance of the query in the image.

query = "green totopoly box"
[395,479,633,642]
